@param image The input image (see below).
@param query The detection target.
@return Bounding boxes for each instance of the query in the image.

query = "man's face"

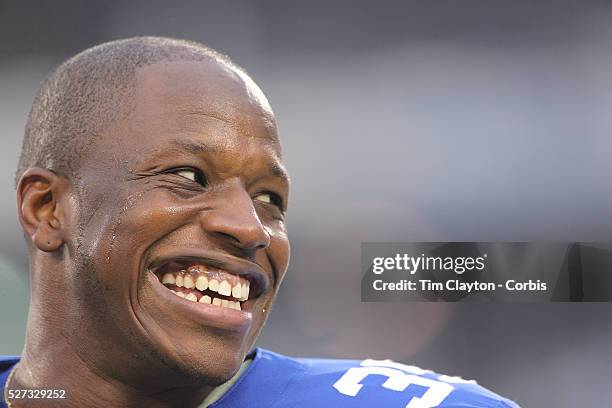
[65,60,289,387]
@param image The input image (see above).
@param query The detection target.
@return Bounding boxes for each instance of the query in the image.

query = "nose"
[199,181,271,253]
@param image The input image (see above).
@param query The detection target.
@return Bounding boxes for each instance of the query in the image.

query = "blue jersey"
[0,349,519,407]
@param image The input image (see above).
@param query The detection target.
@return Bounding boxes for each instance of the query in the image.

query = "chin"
[130,260,261,385]
[166,335,252,385]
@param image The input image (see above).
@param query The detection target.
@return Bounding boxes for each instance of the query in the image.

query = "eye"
[254,193,272,204]
[254,192,284,210]
[171,168,207,186]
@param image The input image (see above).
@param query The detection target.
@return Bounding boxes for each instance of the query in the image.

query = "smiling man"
[1,37,519,407]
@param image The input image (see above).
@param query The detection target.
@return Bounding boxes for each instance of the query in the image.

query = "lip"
[144,248,270,331]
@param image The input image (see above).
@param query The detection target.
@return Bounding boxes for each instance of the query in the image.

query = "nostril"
[212,228,270,251]
[215,231,239,245]
[199,202,270,250]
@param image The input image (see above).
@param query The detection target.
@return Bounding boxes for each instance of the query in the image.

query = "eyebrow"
[268,162,291,186]
[170,139,223,155]
[169,138,290,185]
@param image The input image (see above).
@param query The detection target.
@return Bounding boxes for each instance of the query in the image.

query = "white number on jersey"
[333,359,474,408]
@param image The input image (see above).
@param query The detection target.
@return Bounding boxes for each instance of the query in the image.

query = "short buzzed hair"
[16,36,239,185]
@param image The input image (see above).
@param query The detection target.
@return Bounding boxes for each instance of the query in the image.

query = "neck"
[14,341,214,408]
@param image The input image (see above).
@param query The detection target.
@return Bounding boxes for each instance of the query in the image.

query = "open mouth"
[151,260,254,311]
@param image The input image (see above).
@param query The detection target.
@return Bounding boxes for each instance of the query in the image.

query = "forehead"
[133,59,277,138]
[103,59,283,170]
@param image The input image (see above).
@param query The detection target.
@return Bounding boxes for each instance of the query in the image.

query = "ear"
[17,168,68,252]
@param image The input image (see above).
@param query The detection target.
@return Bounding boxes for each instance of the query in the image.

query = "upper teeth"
[209,279,219,292]
[195,275,208,291]
[162,274,175,285]
[232,284,241,299]
[219,281,232,296]
[183,275,195,289]
[159,268,251,310]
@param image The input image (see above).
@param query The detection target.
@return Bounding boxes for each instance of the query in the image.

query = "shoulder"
[0,356,19,382]
[224,349,520,408]
[0,356,20,407]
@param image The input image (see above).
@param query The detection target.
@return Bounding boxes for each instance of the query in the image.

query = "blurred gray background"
[2,1,612,406]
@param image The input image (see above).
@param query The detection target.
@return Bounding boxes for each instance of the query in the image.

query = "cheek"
[82,190,197,287]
